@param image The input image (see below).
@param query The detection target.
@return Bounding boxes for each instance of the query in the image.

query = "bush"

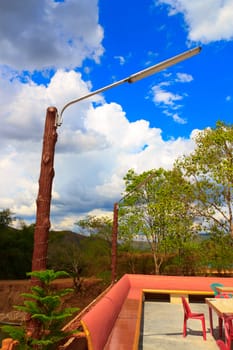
[1,270,79,350]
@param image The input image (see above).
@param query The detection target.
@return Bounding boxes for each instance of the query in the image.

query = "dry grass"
[0,278,106,322]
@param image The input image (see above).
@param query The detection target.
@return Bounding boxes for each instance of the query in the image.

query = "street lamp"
[31,46,201,273]
[58,46,201,126]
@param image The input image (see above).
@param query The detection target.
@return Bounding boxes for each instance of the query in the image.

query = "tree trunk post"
[27,107,58,344]
[32,107,58,272]
[111,202,118,283]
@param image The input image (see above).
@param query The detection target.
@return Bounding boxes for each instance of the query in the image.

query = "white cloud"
[176,72,193,82]
[0,69,196,230]
[85,103,158,152]
[0,1,202,231]
[172,113,187,124]
[114,56,126,65]
[0,0,104,71]
[150,70,194,124]
[152,84,183,106]
[155,0,233,43]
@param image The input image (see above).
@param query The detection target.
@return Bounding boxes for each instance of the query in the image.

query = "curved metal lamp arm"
[56,46,201,127]
[56,77,129,126]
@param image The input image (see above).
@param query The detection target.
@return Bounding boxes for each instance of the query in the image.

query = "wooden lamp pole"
[31,107,58,272]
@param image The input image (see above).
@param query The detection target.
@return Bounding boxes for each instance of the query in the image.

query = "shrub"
[1,270,79,350]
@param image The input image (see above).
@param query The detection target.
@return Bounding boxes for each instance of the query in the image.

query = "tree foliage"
[0,223,34,279]
[176,121,233,237]
[2,270,79,350]
[75,215,113,244]
[0,208,16,226]
[199,227,233,272]
[47,231,87,293]
[119,168,196,274]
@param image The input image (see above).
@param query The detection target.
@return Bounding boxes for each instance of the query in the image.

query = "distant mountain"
[50,229,87,241]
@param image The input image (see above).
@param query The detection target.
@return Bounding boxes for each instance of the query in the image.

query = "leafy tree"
[200,227,233,273]
[119,168,196,274]
[81,236,112,279]
[164,240,203,276]
[0,223,34,279]
[0,208,16,226]
[75,215,113,278]
[176,121,233,237]
[48,232,86,293]
[75,215,113,244]
[2,270,79,350]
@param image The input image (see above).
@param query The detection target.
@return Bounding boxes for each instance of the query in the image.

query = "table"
[216,286,233,293]
[205,298,233,337]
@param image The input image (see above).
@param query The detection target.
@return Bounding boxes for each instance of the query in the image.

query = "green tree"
[0,208,16,226]
[200,227,233,273]
[48,232,86,293]
[119,168,195,274]
[176,121,233,237]
[0,223,34,279]
[82,236,112,280]
[75,216,113,279]
[2,270,79,350]
[164,240,203,276]
[75,215,113,244]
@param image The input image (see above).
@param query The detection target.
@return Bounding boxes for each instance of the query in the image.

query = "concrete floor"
[140,301,222,350]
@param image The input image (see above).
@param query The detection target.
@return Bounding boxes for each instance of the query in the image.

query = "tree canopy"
[0,208,16,226]
[176,121,233,237]
[119,168,196,274]
[75,215,113,243]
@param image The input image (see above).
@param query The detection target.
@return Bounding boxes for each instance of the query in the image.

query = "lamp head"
[127,46,201,83]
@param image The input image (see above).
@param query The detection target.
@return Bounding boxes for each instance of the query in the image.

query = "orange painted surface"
[0,339,19,350]
[128,274,233,293]
[104,299,139,350]
[80,274,233,350]
[81,274,130,350]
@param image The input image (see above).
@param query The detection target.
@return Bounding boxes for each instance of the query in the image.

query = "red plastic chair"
[181,296,207,340]
[216,340,228,350]
[223,315,233,350]
[210,283,233,298]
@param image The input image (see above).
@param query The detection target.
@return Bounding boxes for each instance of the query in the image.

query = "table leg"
[209,306,214,335]
[219,317,223,338]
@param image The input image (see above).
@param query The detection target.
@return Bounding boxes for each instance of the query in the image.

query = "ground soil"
[0,278,107,323]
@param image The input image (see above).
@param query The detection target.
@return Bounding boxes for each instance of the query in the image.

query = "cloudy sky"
[0,0,233,231]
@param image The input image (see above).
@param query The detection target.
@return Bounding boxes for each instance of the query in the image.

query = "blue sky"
[0,0,233,231]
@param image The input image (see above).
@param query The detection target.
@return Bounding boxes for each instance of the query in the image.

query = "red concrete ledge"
[81,275,130,350]
[127,274,233,295]
[63,274,233,350]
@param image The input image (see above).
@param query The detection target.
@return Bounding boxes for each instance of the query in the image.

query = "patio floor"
[140,301,224,350]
